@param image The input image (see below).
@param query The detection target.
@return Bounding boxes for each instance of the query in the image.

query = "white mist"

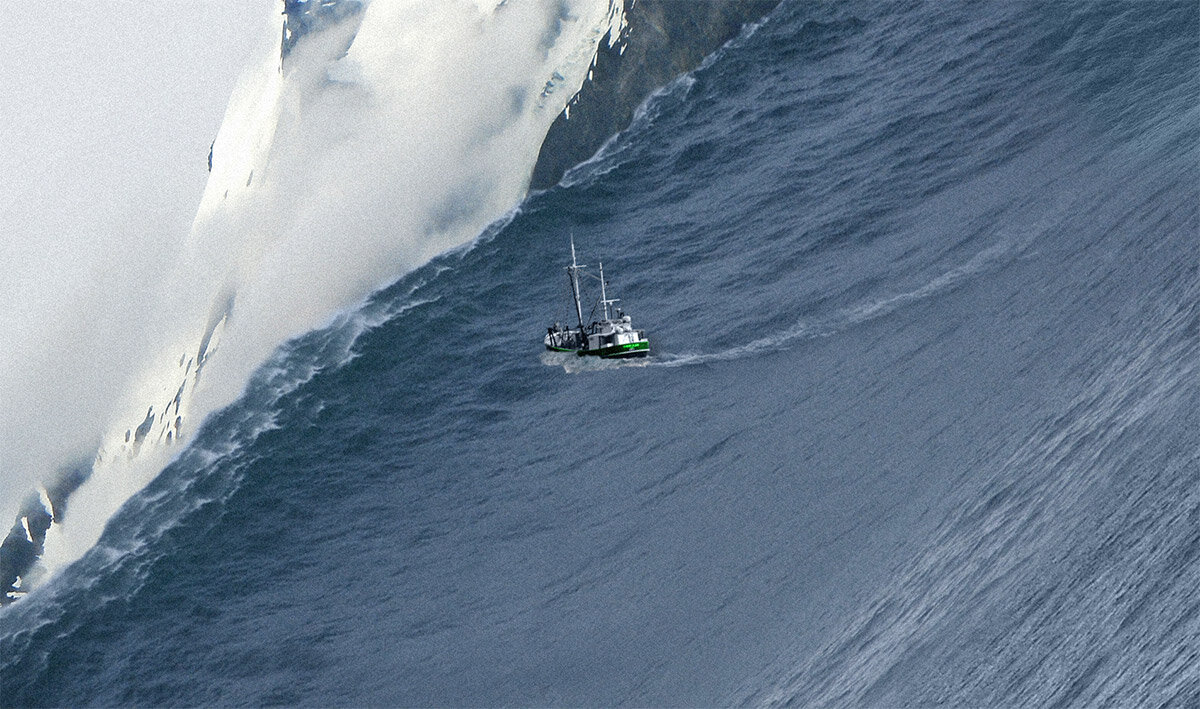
[19,0,623,581]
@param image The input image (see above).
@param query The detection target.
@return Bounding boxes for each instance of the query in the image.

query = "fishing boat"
[545,239,649,358]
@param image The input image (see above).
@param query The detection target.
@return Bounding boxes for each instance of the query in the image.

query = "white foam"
[28,0,621,579]
[540,350,651,373]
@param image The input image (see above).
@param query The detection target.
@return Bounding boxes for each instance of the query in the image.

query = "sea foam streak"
[14,0,624,594]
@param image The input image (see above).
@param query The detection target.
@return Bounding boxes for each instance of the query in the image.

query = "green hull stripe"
[578,341,650,357]
[546,341,649,358]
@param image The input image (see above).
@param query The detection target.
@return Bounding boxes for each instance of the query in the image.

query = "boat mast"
[599,260,609,321]
[598,260,619,321]
[568,236,585,330]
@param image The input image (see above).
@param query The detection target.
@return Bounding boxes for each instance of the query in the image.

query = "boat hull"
[543,340,649,358]
[577,340,649,358]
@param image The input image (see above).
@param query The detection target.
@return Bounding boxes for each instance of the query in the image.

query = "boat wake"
[654,224,1040,369]
[540,350,651,373]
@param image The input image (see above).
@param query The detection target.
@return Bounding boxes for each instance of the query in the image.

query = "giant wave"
[1,0,1196,705]
[2,0,632,599]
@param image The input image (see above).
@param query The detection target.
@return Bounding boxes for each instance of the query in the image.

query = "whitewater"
[3,0,627,579]
[2,0,1197,706]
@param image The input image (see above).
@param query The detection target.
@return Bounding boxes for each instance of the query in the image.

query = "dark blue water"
[2,1,1197,705]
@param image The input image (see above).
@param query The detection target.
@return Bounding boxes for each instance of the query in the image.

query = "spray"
[10,0,626,596]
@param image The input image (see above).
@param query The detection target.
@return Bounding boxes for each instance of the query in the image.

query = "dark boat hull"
[576,341,650,358]
[544,341,650,358]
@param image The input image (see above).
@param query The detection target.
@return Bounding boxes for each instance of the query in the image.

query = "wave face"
[1,0,1197,705]
[0,0,622,595]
